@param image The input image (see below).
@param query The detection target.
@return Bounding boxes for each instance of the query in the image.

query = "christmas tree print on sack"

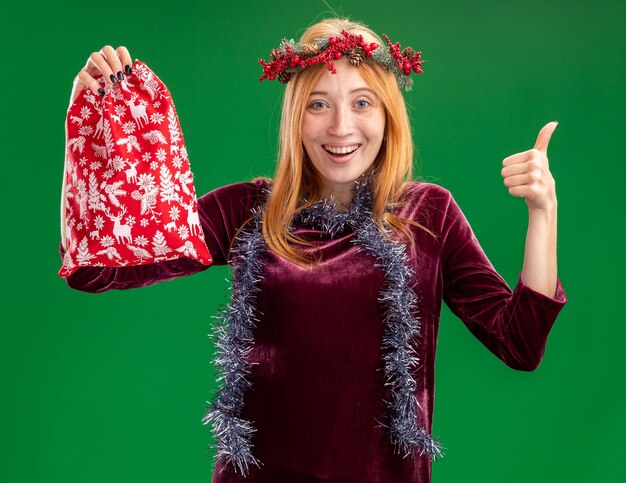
[59,60,213,278]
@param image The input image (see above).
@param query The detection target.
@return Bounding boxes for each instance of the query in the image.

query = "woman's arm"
[59,241,208,293]
[502,121,560,298]
[60,180,269,293]
[440,187,567,372]
[522,207,558,298]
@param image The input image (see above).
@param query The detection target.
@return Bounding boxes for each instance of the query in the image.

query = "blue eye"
[356,99,370,109]
[309,101,326,110]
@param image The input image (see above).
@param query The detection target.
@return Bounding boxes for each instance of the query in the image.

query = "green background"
[2,0,624,482]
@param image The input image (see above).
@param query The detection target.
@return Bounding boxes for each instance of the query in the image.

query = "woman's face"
[301,57,386,197]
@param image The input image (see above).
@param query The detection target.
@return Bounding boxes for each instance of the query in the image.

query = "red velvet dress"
[60,179,567,483]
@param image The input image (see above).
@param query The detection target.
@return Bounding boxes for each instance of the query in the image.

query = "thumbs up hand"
[501,122,559,212]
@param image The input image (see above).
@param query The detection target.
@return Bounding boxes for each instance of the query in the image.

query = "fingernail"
[117,71,124,81]
[98,87,105,96]
[109,74,118,84]
[125,64,132,75]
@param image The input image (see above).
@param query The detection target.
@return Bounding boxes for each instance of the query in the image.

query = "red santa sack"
[59,60,213,278]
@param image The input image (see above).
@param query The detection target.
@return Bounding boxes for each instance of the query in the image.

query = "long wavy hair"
[237,17,435,267]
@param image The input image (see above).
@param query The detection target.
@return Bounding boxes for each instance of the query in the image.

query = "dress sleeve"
[439,188,567,371]
[60,179,268,293]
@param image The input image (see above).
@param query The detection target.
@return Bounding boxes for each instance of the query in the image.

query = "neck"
[319,169,375,211]
[321,187,354,213]
[321,181,354,201]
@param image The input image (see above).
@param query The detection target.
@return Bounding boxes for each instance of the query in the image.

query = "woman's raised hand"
[69,45,133,107]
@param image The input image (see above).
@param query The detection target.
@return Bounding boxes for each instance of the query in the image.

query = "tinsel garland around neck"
[201,174,444,477]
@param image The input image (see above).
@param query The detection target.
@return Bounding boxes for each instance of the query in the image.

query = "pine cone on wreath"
[349,46,366,66]
[401,47,416,60]
[278,69,293,84]
[302,42,321,57]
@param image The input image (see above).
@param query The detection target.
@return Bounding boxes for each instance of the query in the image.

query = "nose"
[327,105,354,137]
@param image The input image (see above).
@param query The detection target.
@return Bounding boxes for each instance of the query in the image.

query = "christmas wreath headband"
[258,29,424,92]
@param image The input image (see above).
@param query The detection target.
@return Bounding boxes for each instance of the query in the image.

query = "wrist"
[528,200,557,217]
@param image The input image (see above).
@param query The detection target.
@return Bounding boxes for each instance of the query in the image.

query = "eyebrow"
[309,87,375,96]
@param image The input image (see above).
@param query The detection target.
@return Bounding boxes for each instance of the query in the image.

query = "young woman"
[60,17,567,483]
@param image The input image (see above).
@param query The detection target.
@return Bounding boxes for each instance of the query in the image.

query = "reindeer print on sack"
[180,200,202,236]
[104,205,133,244]
[124,93,149,129]
[59,60,213,278]
[125,160,139,183]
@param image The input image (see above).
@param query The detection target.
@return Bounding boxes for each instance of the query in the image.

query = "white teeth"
[323,145,359,154]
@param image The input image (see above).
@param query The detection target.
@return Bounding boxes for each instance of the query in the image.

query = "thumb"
[534,121,559,153]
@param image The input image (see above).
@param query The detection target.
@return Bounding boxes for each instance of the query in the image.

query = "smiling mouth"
[323,145,360,157]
